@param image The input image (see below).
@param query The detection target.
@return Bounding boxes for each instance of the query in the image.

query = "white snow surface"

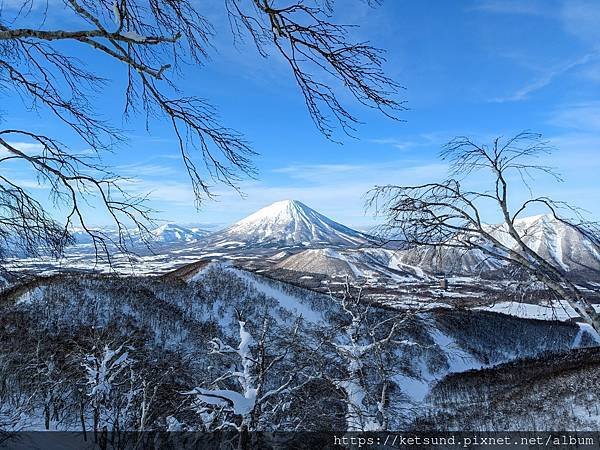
[229,267,322,323]
[150,223,209,243]
[397,213,600,275]
[15,286,45,306]
[477,300,580,321]
[207,200,371,248]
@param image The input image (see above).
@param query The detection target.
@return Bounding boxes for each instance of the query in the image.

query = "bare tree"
[325,279,416,431]
[367,131,600,333]
[0,0,403,265]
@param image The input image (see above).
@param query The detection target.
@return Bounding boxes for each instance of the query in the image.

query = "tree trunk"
[44,404,50,430]
[80,400,87,441]
[238,424,249,450]
[93,407,99,443]
[99,425,108,450]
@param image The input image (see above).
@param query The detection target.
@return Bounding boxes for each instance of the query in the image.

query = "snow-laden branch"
[83,344,132,401]
[328,279,418,431]
[186,321,258,431]
[187,317,306,432]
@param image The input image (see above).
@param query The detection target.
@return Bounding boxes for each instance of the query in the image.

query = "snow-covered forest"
[1,263,598,440]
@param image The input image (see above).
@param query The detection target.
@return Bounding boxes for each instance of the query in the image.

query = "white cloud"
[197,160,450,226]
[0,141,45,157]
[120,178,196,206]
[491,51,600,103]
[471,0,600,45]
[117,163,179,177]
[7,178,47,190]
[106,158,450,227]
[368,138,416,150]
[548,102,600,131]
[471,0,550,17]
[561,0,600,43]
[472,0,600,103]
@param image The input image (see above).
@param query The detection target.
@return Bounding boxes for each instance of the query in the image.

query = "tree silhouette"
[367,132,600,332]
[0,0,404,263]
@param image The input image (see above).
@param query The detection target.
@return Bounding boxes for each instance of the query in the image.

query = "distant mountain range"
[149,223,210,243]
[69,200,371,249]
[7,200,600,280]
[70,223,211,247]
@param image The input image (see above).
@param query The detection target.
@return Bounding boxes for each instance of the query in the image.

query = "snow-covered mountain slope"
[276,248,363,279]
[492,214,600,273]
[70,223,210,247]
[422,346,600,431]
[275,247,427,282]
[149,223,210,243]
[396,214,600,276]
[206,200,372,248]
[1,267,589,432]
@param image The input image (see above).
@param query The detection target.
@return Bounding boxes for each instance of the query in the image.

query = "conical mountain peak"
[208,200,370,248]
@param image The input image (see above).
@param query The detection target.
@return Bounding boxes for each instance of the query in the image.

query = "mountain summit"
[399,213,600,276]
[492,214,600,274]
[207,200,371,248]
[150,223,209,243]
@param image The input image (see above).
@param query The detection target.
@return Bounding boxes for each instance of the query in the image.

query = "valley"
[1,199,600,436]
[5,200,600,313]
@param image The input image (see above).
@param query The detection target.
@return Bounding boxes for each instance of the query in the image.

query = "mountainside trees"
[0,267,590,438]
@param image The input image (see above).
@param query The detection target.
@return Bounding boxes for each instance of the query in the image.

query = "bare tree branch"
[0,0,403,267]
[366,131,600,333]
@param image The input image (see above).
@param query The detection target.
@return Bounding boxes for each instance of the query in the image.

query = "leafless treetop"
[367,131,600,331]
[0,0,404,263]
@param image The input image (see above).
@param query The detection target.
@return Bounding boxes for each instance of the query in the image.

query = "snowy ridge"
[276,247,426,282]
[206,200,372,248]
[71,223,210,246]
[398,214,600,276]
[149,223,209,243]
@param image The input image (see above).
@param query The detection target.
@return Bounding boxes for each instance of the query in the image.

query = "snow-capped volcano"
[206,200,372,248]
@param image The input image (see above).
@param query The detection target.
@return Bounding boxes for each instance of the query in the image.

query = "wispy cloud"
[548,102,600,131]
[368,138,417,150]
[117,163,179,177]
[491,51,600,102]
[8,178,48,190]
[156,153,183,160]
[472,0,600,103]
[561,0,600,43]
[273,163,362,176]
[0,141,45,157]
[178,159,451,227]
[271,161,446,183]
[368,133,447,151]
[473,0,600,44]
[120,178,196,206]
[471,0,551,17]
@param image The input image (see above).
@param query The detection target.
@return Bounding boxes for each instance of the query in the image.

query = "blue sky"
[3,0,600,229]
